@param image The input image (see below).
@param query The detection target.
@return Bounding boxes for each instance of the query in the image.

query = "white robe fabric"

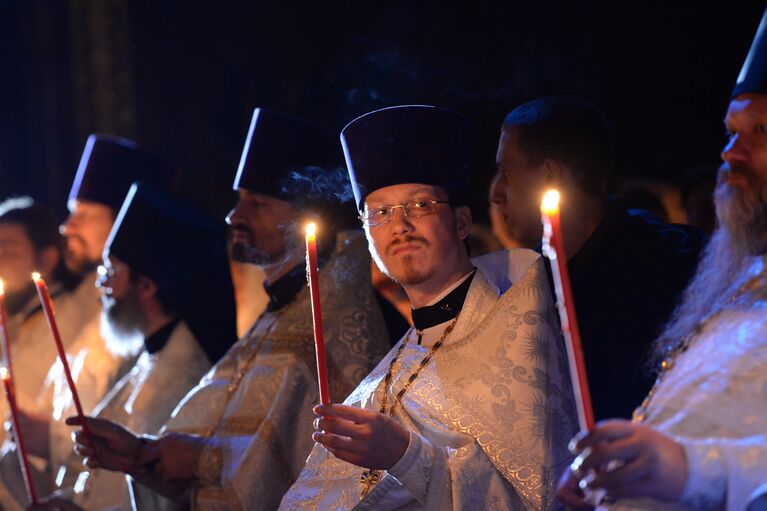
[58,321,211,510]
[6,277,96,417]
[602,255,767,511]
[0,275,124,510]
[279,249,578,511]
[131,237,391,510]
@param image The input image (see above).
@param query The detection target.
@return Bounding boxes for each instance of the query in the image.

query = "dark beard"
[390,254,430,286]
[378,235,433,286]
[230,241,275,265]
[63,250,100,275]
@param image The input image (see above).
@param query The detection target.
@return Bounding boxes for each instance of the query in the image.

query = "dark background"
[1,1,764,223]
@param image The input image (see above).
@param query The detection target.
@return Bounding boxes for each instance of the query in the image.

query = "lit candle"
[32,273,90,435]
[0,280,11,374]
[305,223,330,405]
[541,190,594,431]
[1,367,37,503]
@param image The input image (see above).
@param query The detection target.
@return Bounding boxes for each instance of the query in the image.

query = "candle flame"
[541,190,561,215]
[31,272,41,283]
[0,279,4,296]
[0,367,8,381]
[305,222,317,237]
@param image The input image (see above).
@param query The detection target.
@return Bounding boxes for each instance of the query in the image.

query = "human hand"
[558,420,688,503]
[556,465,595,510]
[312,403,409,470]
[135,432,206,482]
[66,416,143,473]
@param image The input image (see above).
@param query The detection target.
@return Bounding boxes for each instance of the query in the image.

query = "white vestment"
[131,237,391,510]
[0,275,133,509]
[61,321,211,510]
[279,249,578,511]
[603,255,767,511]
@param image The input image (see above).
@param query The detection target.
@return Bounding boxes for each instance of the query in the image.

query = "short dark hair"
[0,197,82,290]
[126,267,178,317]
[503,95,614,197]
[0,197,60,250]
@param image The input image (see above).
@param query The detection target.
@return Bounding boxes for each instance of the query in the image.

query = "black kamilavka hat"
[341,105,470,211]
[68,134,177,210]
[105,183,236,364]
[233,108,342,199]
[733,8,767,98]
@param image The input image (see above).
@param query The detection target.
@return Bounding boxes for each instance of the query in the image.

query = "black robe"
[545,199,707,420]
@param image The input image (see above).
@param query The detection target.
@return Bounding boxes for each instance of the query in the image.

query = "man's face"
[226,189,296,265]
[0,223,37,293]
[60,200,114,275]
[98,255,143,336]
[488,171,522,249]
[717,94,767,254]
[363,183,469,287]
[493,128,549,248]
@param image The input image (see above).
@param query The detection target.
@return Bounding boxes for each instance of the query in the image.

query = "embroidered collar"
[411,269,476,331]
[145,317,181,355]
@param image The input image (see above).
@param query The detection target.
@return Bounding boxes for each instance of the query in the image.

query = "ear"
[36,246,60,275]
[135,275,158,303]
[543,158,566,188]
[454,206,473,240]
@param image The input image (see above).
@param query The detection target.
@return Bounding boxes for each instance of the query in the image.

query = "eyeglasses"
[359,199,450,227]
[96,262,126,290]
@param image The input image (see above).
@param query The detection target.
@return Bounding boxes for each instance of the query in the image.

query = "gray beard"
[652,174,767,367]
[715,176,767,256]
[100,292,144,358]
[102,287,144,338]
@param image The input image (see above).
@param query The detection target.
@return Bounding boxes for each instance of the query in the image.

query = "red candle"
[1,367,38,504]
[0,280,12,374]
[32,273,90,435]
[541,190,595,431]
[305,223,330,405]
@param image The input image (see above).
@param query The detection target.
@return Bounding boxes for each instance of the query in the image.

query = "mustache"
[229,224,254,239]
[386,234,430,255]
[718,162,755,183]
[64,234,86,247]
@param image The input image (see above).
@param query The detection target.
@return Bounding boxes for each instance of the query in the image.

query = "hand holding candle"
[32,272,90,435]
[305,223,331,405]
[541,190,595,431]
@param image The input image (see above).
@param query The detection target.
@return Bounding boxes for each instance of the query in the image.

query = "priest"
[37,183,236,510]
[558,9,767,510]
[279,105,577,510]
[67,109,391,510]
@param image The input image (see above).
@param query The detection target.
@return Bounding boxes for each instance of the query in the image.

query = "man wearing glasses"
[280,105,577,510]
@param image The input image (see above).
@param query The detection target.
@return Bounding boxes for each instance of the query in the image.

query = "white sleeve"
[679,435,767,511]
[359,431,539,510]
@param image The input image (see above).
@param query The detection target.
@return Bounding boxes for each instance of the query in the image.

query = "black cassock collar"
[411,269,476,332]
[263,263,309,313]
[145,317,181,355]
